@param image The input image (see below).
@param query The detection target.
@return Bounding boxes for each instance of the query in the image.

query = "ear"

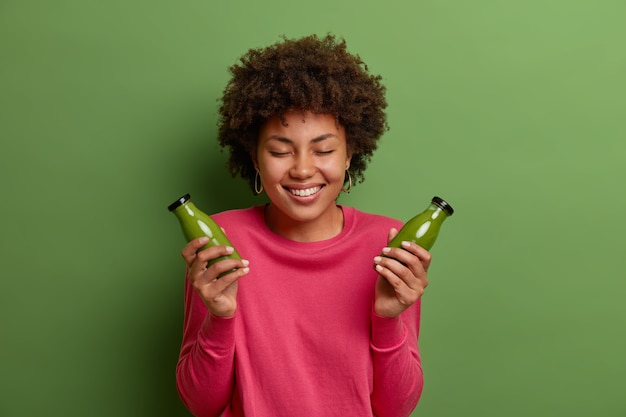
[250,153,259,171]
[345,152,352,171]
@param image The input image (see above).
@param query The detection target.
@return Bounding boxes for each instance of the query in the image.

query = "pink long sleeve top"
[176,205,423,417]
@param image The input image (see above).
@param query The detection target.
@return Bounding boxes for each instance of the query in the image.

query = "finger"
[194,244,235,265]
[374,262,424,305]
[181,237,211,265]
[209,257,250,280]
[189,246,240,276]
[186,244,237,272]
[195,259,250,291]
[375,248,429,290]
[192,262,250,315]
[211,261,250,287]
[386,241,432,272]
[375,255,418,288]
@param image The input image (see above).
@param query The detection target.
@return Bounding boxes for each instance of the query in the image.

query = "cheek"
[258,160,287,183]
[259,169,280,185]
[322,160,349,183]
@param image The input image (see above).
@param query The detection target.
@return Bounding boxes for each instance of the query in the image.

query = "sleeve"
[369,299,424,417]
[175,269,237,417]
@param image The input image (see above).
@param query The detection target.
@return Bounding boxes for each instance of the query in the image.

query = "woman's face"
[255,110,351,235]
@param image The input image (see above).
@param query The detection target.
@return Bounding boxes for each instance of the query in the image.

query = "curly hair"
[217,34,388,193]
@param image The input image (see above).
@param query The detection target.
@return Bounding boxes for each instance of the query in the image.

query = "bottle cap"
[168,194,191,212]
[432,196,454,216]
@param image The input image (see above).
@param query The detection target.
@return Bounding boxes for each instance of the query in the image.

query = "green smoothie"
[388,196,454,251]
[168,194,242,271]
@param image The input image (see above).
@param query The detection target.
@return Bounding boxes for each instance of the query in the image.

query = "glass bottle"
[388,196,454,251]
[168,194,242,272]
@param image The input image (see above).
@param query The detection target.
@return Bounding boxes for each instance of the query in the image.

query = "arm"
[176,276,237,417]
[370,229,430,417]
[370,301,423,417]
[175,237,250,416]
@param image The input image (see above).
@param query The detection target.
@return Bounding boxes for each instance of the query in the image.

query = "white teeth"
[289,186,321,197]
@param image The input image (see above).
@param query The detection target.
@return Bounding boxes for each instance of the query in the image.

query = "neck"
[264,204,344,242]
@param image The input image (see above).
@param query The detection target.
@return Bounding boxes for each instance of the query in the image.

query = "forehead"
[260,111,345,142]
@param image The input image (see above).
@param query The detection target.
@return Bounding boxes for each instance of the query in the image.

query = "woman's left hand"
[373,228,432,318]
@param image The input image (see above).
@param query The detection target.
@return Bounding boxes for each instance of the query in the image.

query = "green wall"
[1,1,625,416]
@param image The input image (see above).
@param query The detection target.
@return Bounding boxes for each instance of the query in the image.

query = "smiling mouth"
[287,186,323,197]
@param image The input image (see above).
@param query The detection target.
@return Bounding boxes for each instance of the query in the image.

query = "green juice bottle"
[168,194,242,272]
[388,196,454,251]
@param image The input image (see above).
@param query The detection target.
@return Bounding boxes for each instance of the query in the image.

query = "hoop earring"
[254,169,264,194]
[341,170,352,194]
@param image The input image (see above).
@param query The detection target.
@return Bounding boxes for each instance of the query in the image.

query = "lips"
[286,185,323,197]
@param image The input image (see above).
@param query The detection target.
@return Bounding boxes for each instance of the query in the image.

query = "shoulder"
[212,206,264,227]
[343,206,403,232]
[210,206,267,244]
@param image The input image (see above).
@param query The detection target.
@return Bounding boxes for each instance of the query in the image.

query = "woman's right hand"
[182,237,250,318]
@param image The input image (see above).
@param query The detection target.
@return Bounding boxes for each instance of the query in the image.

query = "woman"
[176,34,431,417]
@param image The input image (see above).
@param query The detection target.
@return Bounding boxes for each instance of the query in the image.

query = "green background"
[1,0,625,416]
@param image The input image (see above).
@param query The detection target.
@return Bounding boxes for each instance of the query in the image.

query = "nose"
[290,153,315,179]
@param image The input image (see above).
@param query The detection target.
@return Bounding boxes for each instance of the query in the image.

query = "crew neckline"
[251,205,355,251]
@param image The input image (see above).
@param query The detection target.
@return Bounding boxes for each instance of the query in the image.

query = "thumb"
[387,227,399,244]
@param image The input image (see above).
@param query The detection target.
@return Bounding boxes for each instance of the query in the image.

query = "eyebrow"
[266,133,338,144]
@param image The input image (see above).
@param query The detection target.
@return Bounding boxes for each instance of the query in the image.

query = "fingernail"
[225,246,234,254]
[241,259,249,266]
[373,256,382,263]
[241,267,250,274]
[375,264,383,272]
[401,241,411,248]
[199,237,209,244]
[382,247,391,254]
